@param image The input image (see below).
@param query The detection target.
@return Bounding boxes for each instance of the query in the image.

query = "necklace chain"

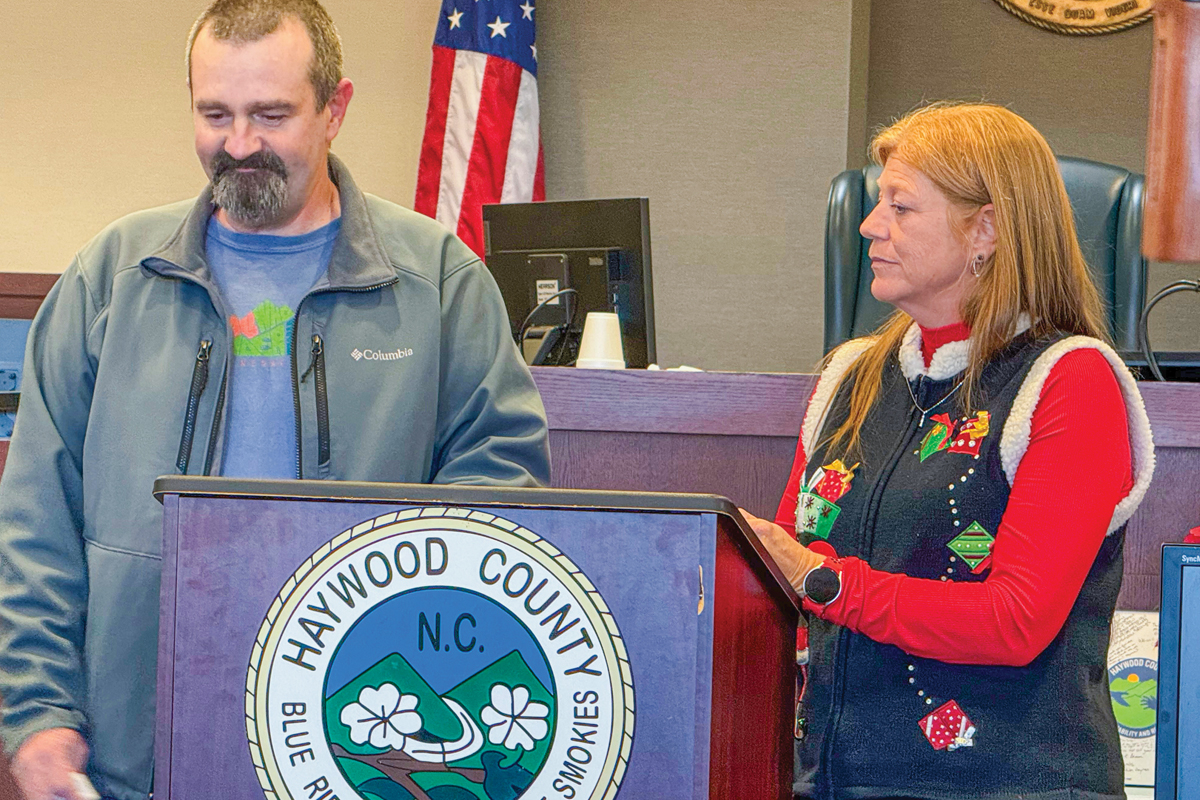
[906,377,963,427]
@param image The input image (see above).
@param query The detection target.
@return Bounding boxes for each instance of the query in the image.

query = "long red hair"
[825,103,1108,458]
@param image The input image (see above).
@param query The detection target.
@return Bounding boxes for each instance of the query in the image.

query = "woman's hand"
[738,509,827,593]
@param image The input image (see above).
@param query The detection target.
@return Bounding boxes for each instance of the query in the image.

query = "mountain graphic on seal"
[1110,674,1157,730]
[441,650,555,772]
[327,653,464,745]
[324,650,556,800]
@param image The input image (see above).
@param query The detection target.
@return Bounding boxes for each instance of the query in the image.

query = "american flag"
[414,0,544,258]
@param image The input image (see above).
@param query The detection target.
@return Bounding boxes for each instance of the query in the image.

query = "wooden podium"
[153,477,798,800]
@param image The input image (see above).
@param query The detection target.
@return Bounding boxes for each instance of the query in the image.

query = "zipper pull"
[300,334,322,382]
[175,338,213,474]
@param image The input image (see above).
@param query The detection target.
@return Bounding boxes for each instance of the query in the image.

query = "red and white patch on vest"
[919,699,977,751]
[947,410,990,455]
[811,460,858,503]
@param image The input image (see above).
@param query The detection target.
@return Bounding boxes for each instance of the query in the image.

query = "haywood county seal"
[246,507,635,800]
[1108,657,1158,739]
[991,0,1152,34]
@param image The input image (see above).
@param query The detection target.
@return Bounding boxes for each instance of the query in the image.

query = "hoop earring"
[971,254,985,277]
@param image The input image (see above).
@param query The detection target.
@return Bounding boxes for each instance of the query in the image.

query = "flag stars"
[487,16,511,37]
[447,8,463,29]
[530,43,537,60]
[520,1,535,19]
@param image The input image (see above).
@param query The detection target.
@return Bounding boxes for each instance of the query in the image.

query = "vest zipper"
[820,375,925,800]
[175,339,211,474]
[820,631,851,800]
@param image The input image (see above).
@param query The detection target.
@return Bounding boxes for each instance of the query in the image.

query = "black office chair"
[823,156,1147,354]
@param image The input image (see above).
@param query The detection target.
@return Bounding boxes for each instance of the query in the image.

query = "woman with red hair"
[743,103,1154,800]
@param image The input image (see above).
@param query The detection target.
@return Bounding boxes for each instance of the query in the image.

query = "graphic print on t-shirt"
[205,215,339,478]
[231,300,294,357]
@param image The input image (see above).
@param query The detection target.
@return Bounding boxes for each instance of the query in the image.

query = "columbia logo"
[351,347,414,362]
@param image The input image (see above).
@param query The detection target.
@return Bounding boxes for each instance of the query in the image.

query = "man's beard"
[209,150,290,229]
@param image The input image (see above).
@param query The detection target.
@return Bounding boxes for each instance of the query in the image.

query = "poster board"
[1108,610,1159,790]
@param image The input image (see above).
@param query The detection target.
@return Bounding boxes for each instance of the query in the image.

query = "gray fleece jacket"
[0,155,550,799]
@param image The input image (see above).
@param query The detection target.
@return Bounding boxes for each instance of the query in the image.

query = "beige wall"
[865,0,1153,173]
[865,0,1198,351]
[0,0,439,274]
[538,0,869,371]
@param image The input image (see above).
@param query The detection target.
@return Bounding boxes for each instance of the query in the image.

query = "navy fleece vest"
[795,333,1125,800]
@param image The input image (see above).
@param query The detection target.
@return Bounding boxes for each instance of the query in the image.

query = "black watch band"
[802,564,843,606]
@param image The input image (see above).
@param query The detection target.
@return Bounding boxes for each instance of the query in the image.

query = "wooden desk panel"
[1123,446,1200,609]
[533,367,1200,611]
[537,369,811,520]
[0,273,57,320]
[0,272,54,505]
[535,368,811,436]
[549,430,795,520]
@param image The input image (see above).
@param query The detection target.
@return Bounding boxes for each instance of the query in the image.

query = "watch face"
[806,566,841,605]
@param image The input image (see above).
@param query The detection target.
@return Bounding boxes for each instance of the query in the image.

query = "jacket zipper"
[143,261,234,477]
[298,335,330,466]
[175,339,212,474]
[289,279,398,479]
[291,317,304,479]
[308,335,331,467]
[202,367,228,476]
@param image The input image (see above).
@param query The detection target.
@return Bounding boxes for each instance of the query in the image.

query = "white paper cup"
[575,311,626,369]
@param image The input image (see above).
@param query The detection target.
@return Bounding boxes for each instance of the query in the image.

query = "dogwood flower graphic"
[340,684,423,750]
[480,683,550,751]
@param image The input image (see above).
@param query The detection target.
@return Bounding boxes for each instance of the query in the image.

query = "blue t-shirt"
[205,216,340,478]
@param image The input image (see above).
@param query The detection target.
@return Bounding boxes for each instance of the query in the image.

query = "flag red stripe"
[455,56,523,256]
[533,137,545,201]
[414,45,457,218]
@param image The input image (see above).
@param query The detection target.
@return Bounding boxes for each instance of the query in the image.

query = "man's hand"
[11,728,89,800]
[739,509,826,592]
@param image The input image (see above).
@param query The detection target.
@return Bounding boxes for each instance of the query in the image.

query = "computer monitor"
[0,318,32,438]
[481,198,655,368]
[1155,544,1200,798]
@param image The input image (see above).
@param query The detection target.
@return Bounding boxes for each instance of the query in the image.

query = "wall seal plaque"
[991,0,1153,34]
[246,506,635,800]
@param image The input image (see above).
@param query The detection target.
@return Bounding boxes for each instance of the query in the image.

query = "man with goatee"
[0,2,549,799]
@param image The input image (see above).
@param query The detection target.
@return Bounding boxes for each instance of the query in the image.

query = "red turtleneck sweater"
[776,322,1133,665]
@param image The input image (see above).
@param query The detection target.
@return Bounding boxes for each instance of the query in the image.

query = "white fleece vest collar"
[801,338,875,461]
[898,316,1034,382]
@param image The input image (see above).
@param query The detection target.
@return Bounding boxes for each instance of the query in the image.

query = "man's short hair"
[186,0,344,109]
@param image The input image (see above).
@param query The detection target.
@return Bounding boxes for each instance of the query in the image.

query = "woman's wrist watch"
[801,559,845,606]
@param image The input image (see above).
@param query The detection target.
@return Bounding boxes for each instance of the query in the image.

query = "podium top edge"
[153,477,802,615]
[152,476,741,514]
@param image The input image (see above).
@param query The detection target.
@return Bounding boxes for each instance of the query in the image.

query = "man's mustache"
[211,149,288,181]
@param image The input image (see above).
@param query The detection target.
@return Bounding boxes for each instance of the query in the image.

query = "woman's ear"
[973,203,997,259]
